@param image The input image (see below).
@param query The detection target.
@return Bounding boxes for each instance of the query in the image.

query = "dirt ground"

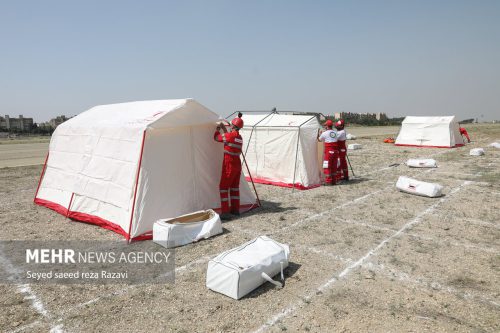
[0,124,499,333]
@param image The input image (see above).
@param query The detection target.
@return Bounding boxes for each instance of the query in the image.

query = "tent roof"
[61,98,220,130]
[242,113,320,128]
[402,116,457,124]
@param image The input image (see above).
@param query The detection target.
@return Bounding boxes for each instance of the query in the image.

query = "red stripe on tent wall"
[127,130,147,241]
[34,198,129,238]
[34,199,259,241]
[245,176,321,190]
[394,143,465,148]
[33,152,49,202]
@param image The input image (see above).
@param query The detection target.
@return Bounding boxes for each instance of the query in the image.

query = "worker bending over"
[459,127,471,143]
[214,114,244,220]
[317,120,339,185]
[335,119,349,181]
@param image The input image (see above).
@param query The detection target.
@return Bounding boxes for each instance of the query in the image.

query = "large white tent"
[34,99,257,241]
[395,116,464,148]
[235,112,322,190]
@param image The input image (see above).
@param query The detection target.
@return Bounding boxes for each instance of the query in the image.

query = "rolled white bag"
[406,159,437,168]
[396,176,443,198]
[348,143,362,150]
[469,148,485,156]
[153,210,222,249]
[206,236,289,300]
[488,142,500,148]
[346,133,357,140]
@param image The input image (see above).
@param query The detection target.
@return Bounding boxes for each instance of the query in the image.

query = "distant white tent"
[35,99,257,241]
[234,112,322,190]
[395,116,464,148]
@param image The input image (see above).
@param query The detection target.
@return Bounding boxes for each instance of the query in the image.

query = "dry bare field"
[0,124,499,332]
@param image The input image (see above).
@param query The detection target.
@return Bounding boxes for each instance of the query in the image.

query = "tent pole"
[241,151,261,207]
[346,154,356,178]
[291,127,301,192]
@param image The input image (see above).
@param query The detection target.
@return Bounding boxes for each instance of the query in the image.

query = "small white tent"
[395,116,464,148]
[236,112,322,190]
[34,99,257,241]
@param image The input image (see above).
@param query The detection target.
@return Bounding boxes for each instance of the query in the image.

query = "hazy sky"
[1,0,499,122]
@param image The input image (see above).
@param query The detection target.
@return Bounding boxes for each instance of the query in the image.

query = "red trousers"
[323,148,339,184]
[339,148,348,179]
[219,154,241,214]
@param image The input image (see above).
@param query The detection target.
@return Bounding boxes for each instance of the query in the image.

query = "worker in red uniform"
[335,119,349,181]
[214,114,244,219]
[317,120,339,185]
[459,127,471,143]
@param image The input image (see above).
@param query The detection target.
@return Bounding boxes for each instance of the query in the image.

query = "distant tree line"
[0,123,54,136]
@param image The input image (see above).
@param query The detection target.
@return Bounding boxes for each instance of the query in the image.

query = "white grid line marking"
[252,180,471,333]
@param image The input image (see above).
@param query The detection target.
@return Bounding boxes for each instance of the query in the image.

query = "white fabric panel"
[396,176,443,197]
[36,187,72,209]
[298,125,321,186]
[153,210,223,248]
[395,116,462,147]
[70,194,130,232]
[130,125,256,238]
[240,115,321,187]
[206,236,290,300]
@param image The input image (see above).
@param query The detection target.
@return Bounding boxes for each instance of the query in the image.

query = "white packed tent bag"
[396,176,443,198]
[406,159,438,168]
[346,133,357,140]
[470,148,485,156]
[206,236,289,300]
[153,210,222,248]
[348,143,362,150]
[488,142,500,148]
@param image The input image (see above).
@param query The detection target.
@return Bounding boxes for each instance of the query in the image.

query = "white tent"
[34,99,257,241]
[235,112,322,190]
[395,116,464,148]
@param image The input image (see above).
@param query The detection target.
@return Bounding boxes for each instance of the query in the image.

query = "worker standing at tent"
[317,120,339,185]
[335,119,349,181]
[459,127,471,143]
[214,114,244,219]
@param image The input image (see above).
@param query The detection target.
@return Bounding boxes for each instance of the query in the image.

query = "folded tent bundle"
[206,236,289,300]
[406,159,438,168]
[489,142,500,148]
[470,148,485,156]
[153,209,222,248]
[348,143,362,150]
[396,176,443,198]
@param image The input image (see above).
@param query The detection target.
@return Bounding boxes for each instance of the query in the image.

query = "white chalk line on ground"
[293,241,499,308]
[252,180,471,333]
[10,253,216,333]
[332,217,499,254]
[361,262,500,308]
[274,185,393,234]
[0,245,65,333]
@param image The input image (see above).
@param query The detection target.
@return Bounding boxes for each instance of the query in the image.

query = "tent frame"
[226,110,324,191]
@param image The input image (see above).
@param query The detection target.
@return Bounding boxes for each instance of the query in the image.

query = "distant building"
[0,115,34,131]
[333,112,387,121]
[49,115,70,128]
